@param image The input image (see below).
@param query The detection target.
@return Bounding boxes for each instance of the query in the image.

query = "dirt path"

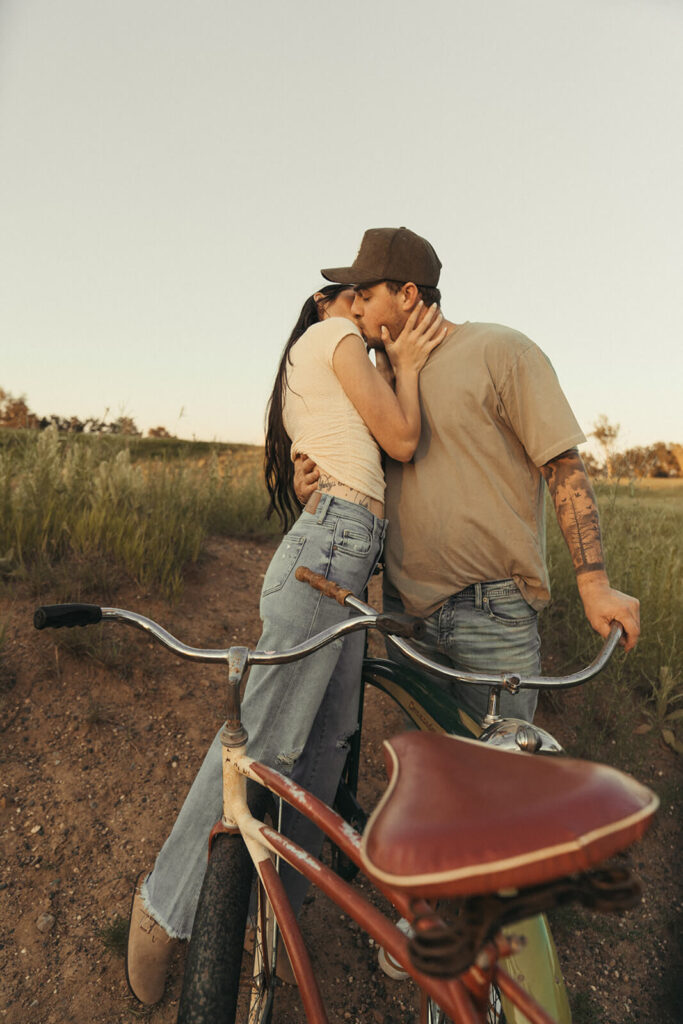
[1,537,680,1023]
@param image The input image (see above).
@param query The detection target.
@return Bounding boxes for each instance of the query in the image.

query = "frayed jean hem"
[140,875,189,941]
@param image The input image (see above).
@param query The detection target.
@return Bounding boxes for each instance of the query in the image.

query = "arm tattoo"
[540,449,606,576]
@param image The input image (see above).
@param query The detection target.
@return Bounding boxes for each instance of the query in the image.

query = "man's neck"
[413,303,458,334]
[440,315,460,335]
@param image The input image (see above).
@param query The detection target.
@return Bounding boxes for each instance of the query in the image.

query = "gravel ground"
[1,537,680,1023]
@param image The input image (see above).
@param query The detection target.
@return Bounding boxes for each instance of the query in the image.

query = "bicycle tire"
[426,983,507,1024]
[329,777,368,881]
[177,832,254,1024]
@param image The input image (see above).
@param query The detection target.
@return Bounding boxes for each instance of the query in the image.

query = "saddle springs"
[407,859,643,978]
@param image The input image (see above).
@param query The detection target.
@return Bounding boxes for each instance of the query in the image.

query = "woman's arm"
[372,349,395,387]
[332,303,445,462]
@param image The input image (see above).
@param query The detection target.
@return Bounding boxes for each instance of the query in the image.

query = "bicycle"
[33,576,658,1024]
[329,576,625,1023]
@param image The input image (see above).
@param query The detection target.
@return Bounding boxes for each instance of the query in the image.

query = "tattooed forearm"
[540,449,605,577]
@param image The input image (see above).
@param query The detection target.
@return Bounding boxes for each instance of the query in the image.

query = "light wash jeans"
[383,580,541,725]
[143,494,386,938]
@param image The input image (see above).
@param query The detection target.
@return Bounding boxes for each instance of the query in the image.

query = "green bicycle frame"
[349,658,571,1024]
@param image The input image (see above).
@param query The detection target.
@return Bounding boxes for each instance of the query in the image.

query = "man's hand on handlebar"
[293,453,320,506]
[577,573,641,653]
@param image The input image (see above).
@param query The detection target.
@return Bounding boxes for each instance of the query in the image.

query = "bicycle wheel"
[426,984,506,1023]
[177,832,255,1024]
[486,984,507,1023]
[244,876,276,1024]
[330,775,368,881]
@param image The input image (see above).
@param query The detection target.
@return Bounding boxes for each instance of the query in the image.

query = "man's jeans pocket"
[484,590,537,626]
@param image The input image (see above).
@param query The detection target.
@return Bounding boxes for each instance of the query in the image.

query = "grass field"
[1,428,681,759]
[0,427,273,601]
[541,477,682,762]
[1,431,680,1024]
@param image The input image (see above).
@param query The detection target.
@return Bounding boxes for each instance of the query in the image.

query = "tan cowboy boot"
[126,874,179,1005]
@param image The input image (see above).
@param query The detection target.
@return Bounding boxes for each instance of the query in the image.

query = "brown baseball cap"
[321,226,442,287]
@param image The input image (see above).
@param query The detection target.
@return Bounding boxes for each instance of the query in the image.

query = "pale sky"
[1,0,681,451]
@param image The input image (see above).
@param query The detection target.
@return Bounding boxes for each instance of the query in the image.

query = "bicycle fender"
[498,914,571,1024]
[361,658,479,739]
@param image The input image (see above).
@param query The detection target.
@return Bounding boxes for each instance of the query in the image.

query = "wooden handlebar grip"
[294,566,352,606]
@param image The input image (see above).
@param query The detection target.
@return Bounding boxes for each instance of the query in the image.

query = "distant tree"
[599,441,680,481]
[37,414,88,433]
[580,450,602,477]
[611,446,656,480]
[1,388,151,438]
[82,417,107,433]
[0,388,39,429]
[649,442,681,478]
[591,414,621,478]
[147,425,174,439]
[110,415,141,436]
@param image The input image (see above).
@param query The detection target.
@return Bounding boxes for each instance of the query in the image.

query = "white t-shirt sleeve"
[313,318,363,369]
[498,342,586,467]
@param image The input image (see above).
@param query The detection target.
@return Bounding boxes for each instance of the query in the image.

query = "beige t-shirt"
[283,317,385,502]
[384,322,586,616]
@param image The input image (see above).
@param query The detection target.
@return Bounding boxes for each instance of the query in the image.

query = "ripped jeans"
[143,494,386,938]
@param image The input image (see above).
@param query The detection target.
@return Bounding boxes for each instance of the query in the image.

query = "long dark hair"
[264,284,349,531]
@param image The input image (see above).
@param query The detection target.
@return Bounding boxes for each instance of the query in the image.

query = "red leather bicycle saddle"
[360,733,658,898]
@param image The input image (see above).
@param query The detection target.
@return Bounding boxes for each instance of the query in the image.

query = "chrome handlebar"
[342,591,623,692]
[35,598,622,694]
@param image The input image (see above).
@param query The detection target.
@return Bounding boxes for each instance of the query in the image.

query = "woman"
[127,283,445,1004]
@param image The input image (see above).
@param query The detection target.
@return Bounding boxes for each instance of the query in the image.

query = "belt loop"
[473,581,483,609]
[316,492,329,524]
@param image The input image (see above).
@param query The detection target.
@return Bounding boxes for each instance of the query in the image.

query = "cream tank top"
[282,318,385,503]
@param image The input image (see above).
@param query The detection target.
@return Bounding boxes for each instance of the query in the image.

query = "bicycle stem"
[223,645,249,746]
[483,687,503,725]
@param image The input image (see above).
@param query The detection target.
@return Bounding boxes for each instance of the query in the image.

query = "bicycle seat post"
[221,646,249,747]
[481,685,503,726]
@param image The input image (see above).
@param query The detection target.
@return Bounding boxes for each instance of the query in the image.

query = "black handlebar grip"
[376,613,427,641]
[34,604,103,630]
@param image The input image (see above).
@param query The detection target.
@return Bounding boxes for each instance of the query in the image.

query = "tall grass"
[3,430,680,750]
[540,480,682,761]
[0,428,277,600]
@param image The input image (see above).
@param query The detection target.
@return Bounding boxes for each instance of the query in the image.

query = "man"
[298,225,639,725]
[127,227,640,1005]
